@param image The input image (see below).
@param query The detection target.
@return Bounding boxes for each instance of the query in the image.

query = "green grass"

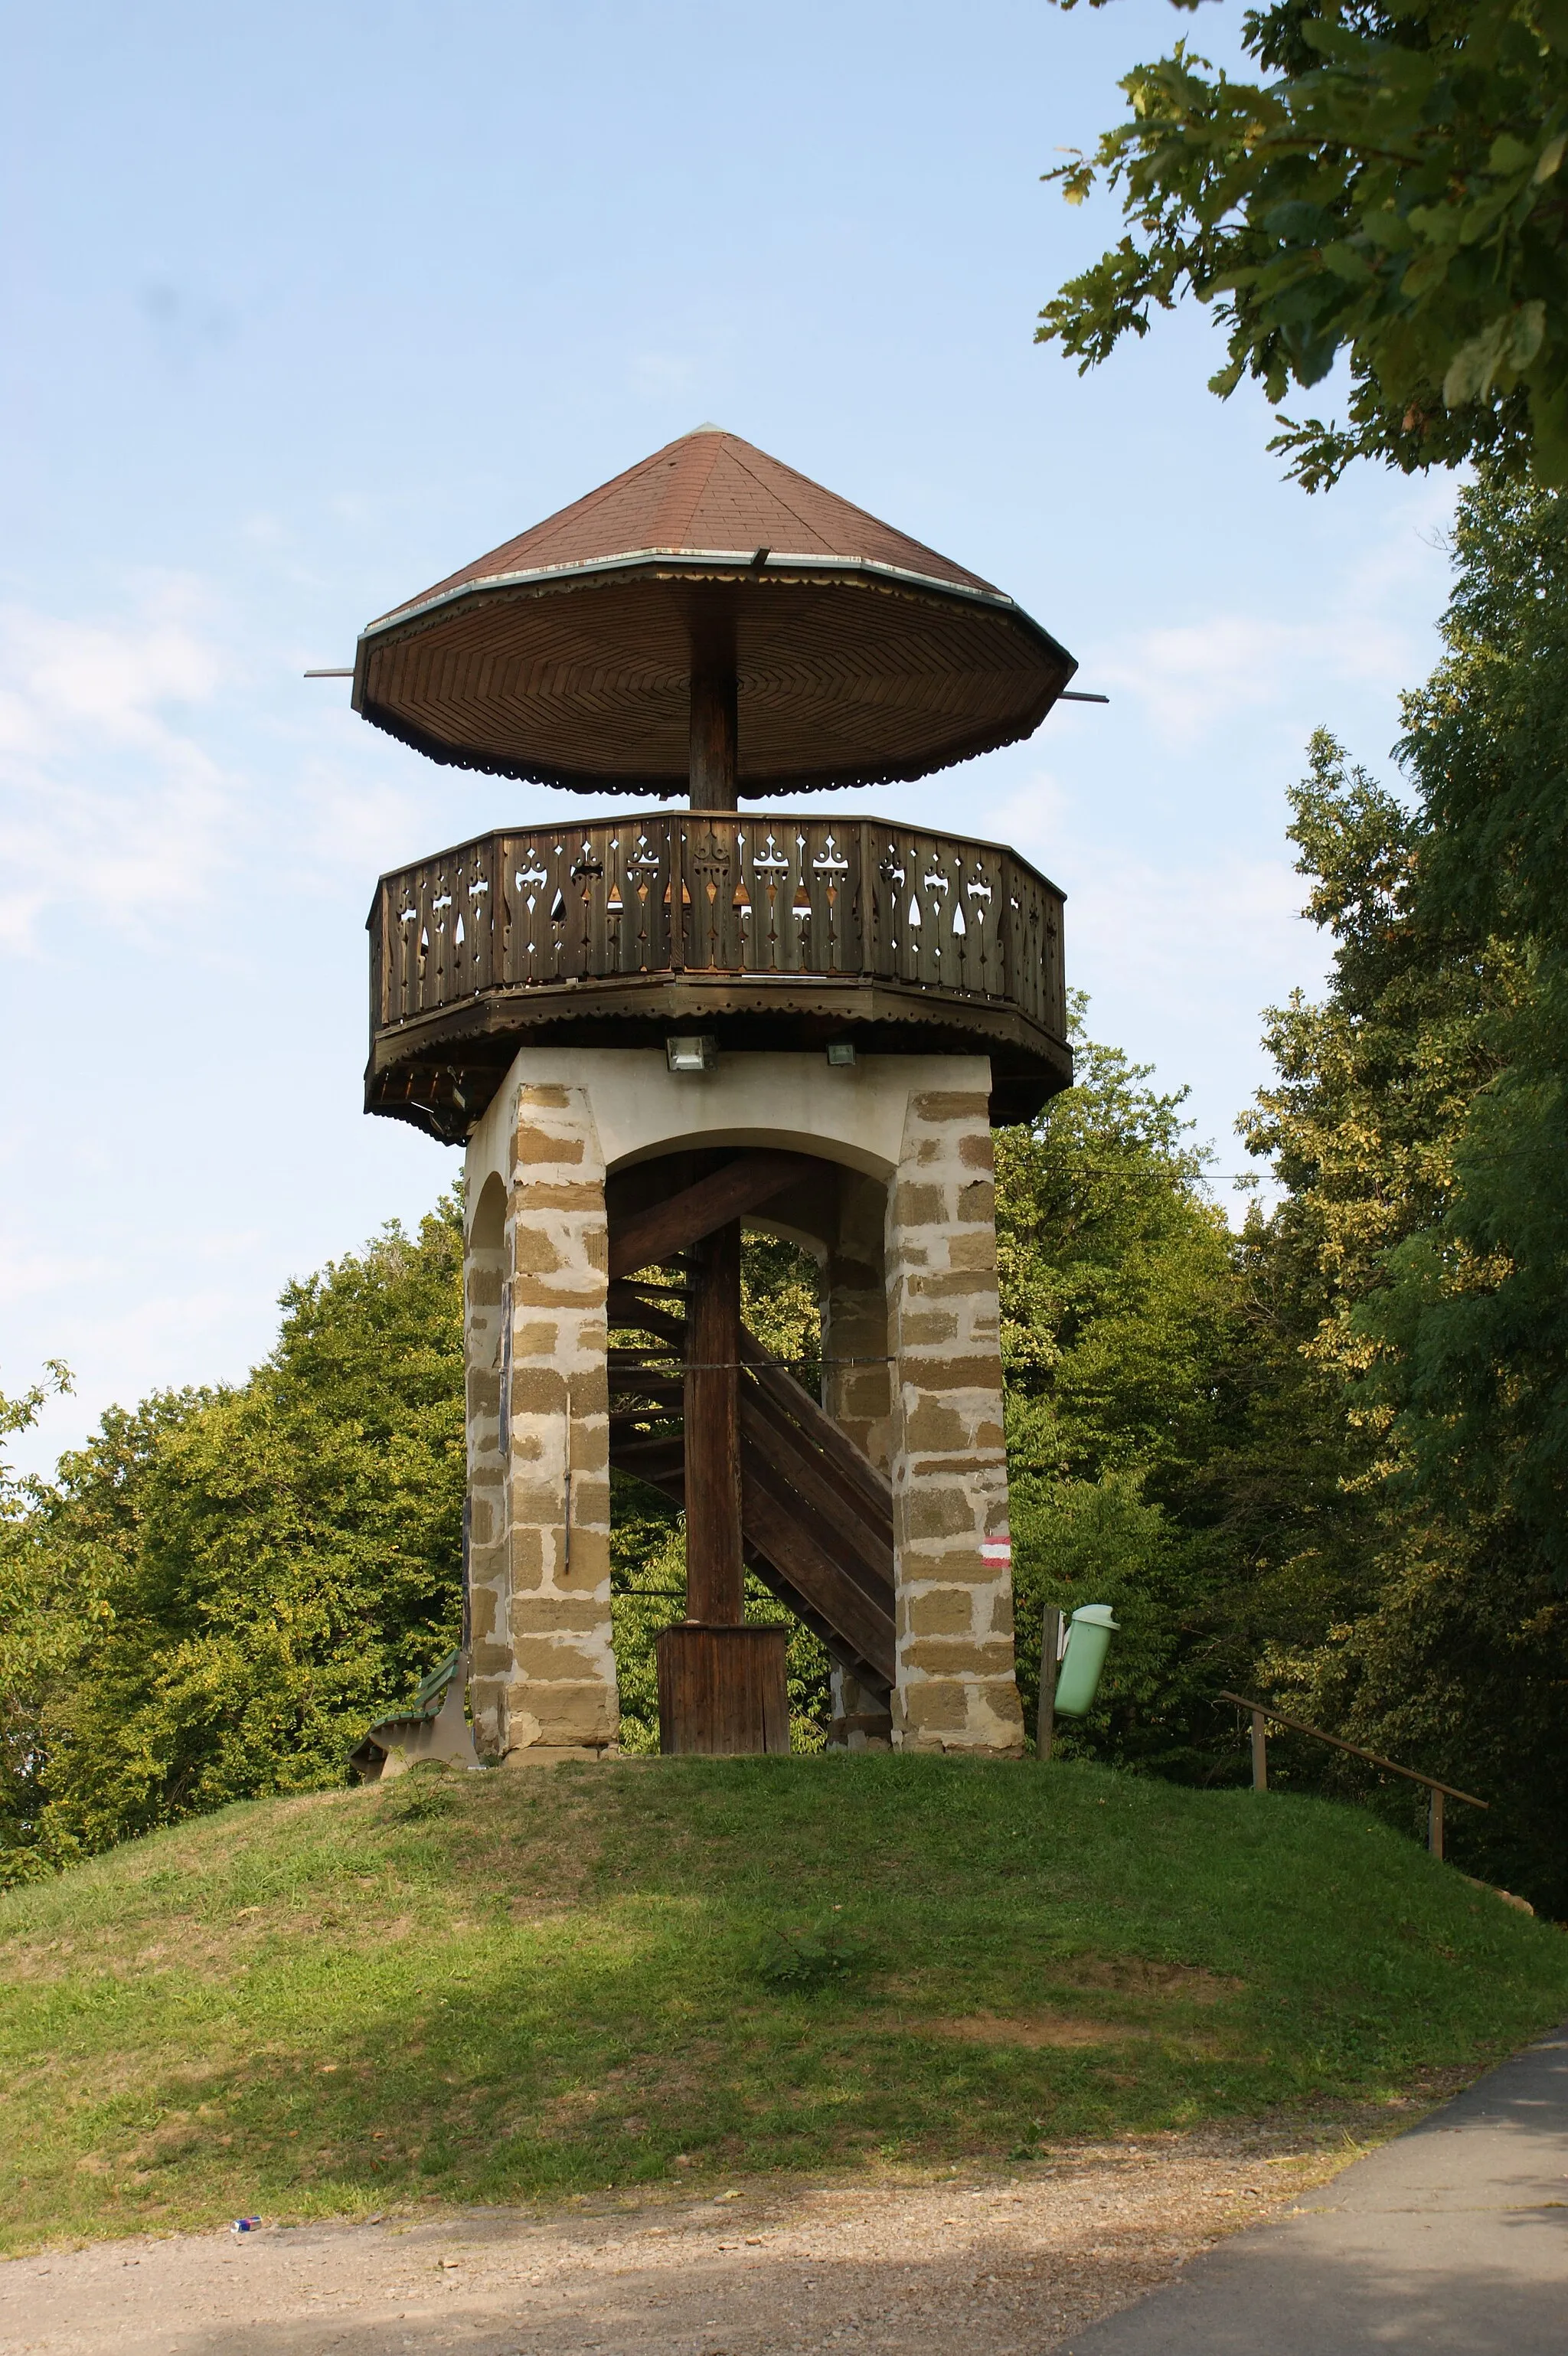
[2,1754,1564,2254]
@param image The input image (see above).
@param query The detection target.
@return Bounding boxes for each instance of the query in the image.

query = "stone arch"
[462,1045,1023,1758]
[608,1126,895,1188]
[469,1168,506,1251]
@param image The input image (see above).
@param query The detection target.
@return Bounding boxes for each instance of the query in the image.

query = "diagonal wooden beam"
[737,1392,891,1602]
[606,1263,897,1688]
[606,1376,684,1412]
[607,1152,809,1281]
[610,1433,687,1486]
[608,1408,683,1444]
[609,1280,893,1551]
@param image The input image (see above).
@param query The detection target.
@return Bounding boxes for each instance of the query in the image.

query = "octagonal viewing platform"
[367,809,1068,1142]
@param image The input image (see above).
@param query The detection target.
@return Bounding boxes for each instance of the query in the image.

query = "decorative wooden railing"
[369,812,1066,1046]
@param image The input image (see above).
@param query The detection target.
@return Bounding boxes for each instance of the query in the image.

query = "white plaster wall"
[465,1047,994,1214]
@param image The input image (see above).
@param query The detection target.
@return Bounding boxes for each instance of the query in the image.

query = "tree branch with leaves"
[1040,2,1568,485]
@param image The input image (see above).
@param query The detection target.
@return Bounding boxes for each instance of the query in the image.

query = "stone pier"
[884,1090,1023,1755]
[466,1081,619,1762]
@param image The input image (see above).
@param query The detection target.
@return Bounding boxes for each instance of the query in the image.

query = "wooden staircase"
[606,1276,897,1695]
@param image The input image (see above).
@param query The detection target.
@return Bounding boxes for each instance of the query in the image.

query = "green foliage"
[1041,2,1568,485]
[2,1756,1563,2251]
[1282,472,1568,1906]
[741,1228,824,1387]
[997,1018,1256,1773]
[1014,1474,1212,1763]
[754,1915,871,1991]
[1243,730,1502,1336]
[0,1365,75,1887]
[1364,474,1568,1557]
[3,1201,468,1872]
[997,1018,1236,1483]
[1214,478,1568,1911]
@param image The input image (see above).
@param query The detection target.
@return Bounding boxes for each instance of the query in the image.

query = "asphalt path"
[1059,2021,1568,2354]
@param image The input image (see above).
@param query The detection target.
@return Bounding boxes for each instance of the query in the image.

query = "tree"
[0,1364,73,1885]
[1040,3,1568,485]
[7,1202,467,1867]
[996,1015,1255,1770]
[1222,505,1568,1910]
[1190,740,1468,1704]
[1223,734,1499,1737]
[1362,471,1568,1575]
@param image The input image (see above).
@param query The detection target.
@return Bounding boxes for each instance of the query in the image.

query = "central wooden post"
[655,1211,789,1753]
[688,662,738,811]
[688,594,739,812]
[684,1219,743,1622]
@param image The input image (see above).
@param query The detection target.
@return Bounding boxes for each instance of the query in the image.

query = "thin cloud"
[1091,481,1455,747]
[987,772,1316,1012]
[0,584,239,953]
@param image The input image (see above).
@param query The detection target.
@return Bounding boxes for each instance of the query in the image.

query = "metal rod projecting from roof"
[304,668,354,678]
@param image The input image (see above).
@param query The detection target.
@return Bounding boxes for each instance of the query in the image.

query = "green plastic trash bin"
[1052,1604,1119,1718]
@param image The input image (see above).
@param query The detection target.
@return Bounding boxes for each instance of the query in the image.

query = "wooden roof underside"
[358,566,1070,793]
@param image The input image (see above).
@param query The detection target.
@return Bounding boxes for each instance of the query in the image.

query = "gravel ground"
[0,2122,1382,2356]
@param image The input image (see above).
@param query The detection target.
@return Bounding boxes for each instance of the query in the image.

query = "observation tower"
[351,426,1077,1760]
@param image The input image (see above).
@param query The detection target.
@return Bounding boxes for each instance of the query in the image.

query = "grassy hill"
[2,1753,1564,2255]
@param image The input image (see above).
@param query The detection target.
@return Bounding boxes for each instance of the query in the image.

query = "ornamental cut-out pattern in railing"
[371,815,1065,1041]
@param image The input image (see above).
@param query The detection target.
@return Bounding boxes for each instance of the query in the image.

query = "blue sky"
[2,0,1456,1472]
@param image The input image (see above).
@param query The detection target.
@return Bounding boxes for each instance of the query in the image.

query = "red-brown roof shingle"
[378,426,994,619]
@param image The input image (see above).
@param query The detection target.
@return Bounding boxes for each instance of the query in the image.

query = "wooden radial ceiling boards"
[351,427,1077,796]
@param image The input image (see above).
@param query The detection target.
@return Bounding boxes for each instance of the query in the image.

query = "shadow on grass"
[2,1754,1566,2251]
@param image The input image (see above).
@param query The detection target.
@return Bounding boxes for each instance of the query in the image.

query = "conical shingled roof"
[353,426,1074,796]
[377,426,997,617]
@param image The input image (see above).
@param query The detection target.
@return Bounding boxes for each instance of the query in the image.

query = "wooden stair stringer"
[606,1306,897,1692]
[606,1432,886,1686]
